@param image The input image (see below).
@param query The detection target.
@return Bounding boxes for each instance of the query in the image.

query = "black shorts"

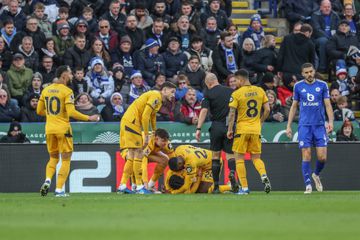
[209,121,233,154]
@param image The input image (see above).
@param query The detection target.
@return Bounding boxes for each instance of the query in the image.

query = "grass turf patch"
[0,192,359,240]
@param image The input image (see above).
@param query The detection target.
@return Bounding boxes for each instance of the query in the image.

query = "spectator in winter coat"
[311,0,340,73]
[39,38,61,68]
[0,0,26,32]
[63,34,91,69]
[174,87,202,125]
[52,20,74,58]
[173,1,202,32]
[241,14,265,50]
[0,35,13,71]
[130,3,153,30]
[71,19,92,49]
[144,18,169,53]
[0,19,17,51]
[326,20,359,66]
[80,7,98,34]
[169,15,196,51]
[184,35,213,72]
[110,35,135,79]
[32,3,52,39]
[341,4,360,37]
[265,90,286,122]
[253,35,277,77]
[331,60,352,97]
[10,17,46,52]
[112,65,128,93]
[100,0,126,36]
[150,0,172,29]
[134,38,166,87]
[74,93,100,120]
[277,24,315,89]
[241,38,258,83]
[336,119,359,141]
[0,121,30,143]
[20,93,44,122]
[101,92,126,122]
[16,36,39,72]
[39,56,56,86]
[125,15,145,51]
[200,16,221,50]
[6,53,33,105]
[22,72,42,106]
[120,70,150,108]
[200,0,229,31]
[0,88,20,122]
[162,36,188,82]
[95,19,118,53]
[334,96,355,121]
[183,55,206,91]
[212,31,242,83]
[165,0,181,17]
[71,67,90,98]
[85,57,114,106]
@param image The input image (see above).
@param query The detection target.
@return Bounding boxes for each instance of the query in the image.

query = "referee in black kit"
[195,73,239,193]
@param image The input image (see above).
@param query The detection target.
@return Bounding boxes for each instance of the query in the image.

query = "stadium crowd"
[0,0,359,132]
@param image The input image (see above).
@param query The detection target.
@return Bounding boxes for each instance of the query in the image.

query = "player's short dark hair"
[168,157,179,171]
[56,65,70,78]
[155,128,170,139]
[234,69,249,79]
[160,81,177,90]
[169,175,184,190]
[301,63,314,71]
[300,24,313,33]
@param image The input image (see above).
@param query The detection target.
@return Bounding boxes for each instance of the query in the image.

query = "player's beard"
[306,76,315,83]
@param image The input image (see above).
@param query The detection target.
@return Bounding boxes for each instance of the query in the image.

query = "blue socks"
[302,161,312,186]
[314,160,325,176]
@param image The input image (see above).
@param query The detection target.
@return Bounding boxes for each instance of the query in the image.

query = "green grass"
[1,192,360,240]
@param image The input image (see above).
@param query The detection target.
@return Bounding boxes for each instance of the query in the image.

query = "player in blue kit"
[286,63,334,194]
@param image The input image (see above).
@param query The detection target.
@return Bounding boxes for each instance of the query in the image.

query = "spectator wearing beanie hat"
[241,14,265,50]
[120,70,150,107]
[110,35,135,79]
[0,121,30,143]
[134,38,166,87]
[331,59,352,97]
[22,72,43,106]
[101,92,127,122]
[21,93,45,122]
[85,57,114,105]
[112,64,129,93]
[53,20,74,57]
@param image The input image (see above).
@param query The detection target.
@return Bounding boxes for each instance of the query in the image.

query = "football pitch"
[1,192,359,240]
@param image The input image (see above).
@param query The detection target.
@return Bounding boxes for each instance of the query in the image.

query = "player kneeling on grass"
[117,128,175,193]
[165,168,232,194]
[117,82,176,194]
[38,66,100,197]
[167,145,239,194]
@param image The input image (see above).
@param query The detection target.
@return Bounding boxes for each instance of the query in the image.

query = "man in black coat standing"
[212,31,242,84]
[277,24,315,87]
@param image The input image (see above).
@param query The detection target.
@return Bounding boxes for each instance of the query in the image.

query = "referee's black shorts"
[209,121,233,154]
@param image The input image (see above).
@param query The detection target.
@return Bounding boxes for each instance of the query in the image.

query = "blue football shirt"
[293,80,330,126]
